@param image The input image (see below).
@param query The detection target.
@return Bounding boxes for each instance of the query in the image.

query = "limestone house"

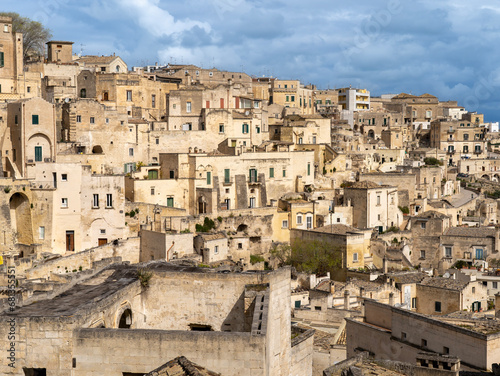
[74,54,128,74]
[270,79,315,115]
[139,231,195,263]
[430,118,488,165]
[406,210,451,269]
[415,276,488,315]
[343,181,401,233]
[76,70,178,121]
[0,16,41,100]
[270,113,331,145]
[194,232,229,263]
[0,264,314,376]
[158,64,252,87]
[126,149,315,215]
[346,299,500,371]
[26,162,127,254]
[439,226,499,270]
[60,98,144,174]
[290,224,372,281]
[374,272,427,311]
[458,158,500,181]
[7,97,57,178]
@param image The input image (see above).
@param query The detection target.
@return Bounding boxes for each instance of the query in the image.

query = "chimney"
[344,290,350,310]
[389,292,395,306]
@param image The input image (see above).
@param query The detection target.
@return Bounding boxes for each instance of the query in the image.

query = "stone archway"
[118,308,132,329]
[9,192,33,246]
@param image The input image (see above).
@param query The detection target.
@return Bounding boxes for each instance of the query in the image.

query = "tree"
[0,12,52,61]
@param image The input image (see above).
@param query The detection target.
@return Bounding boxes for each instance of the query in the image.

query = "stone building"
[430,118,488,165]
[270,79,315,115]
[343,181,401,232]
[415,276,488,315]
[0,264,314,376]
[346,299,500,371]
[75,54,128,74]
[194,232,229,263]
[290,224,372,281]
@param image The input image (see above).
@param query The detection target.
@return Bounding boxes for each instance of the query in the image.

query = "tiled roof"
[384,272,427,285]
[145,356,220,376]
[76,55,120,64]
[312,224,362,235]
[418,276,468,291]
[415,210,450,219]
[443,227,496,238]
[348,181,381,189]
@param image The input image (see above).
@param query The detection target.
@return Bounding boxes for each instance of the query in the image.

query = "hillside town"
[3,13,500,376]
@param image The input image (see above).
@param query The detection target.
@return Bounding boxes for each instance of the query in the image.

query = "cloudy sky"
[5,0,500,120]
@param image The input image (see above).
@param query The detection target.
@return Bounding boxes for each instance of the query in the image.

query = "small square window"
[90,117,95,124]
[76,115,81,123]
[420,250,426,259]
[282,220,288,228]
[421,339,427,347]
[100,229,106,234]
[129,148,134,156]
[61,174,67,181]
[421,222,426,229]
[61,198,68,208]
[238,243,242,249]
[105,118,109,124]
[32,115,39,125]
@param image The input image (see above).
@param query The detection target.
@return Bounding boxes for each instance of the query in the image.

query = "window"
[298,137,303,144]
[167,197,174,207]
[307,163,311,176]
[206,171,211,185]
[412,298,417,309]
[126,90,132,101]
[312,136,316,144]
[435,301,441,312]
[90,117,95,124]
[282,220,288,228]
[129,148,134,156]
[186,102,192,113]
[214,245,219,254]
[61,174,67,181]
[152,94,156,108]
[224,169,230,184]
[93,194,99,208]
[377,195,381,205]
[39,226,45,240]
[297,215,302,224]
[401,332,407,340]
[420,222,426,229]
[420,250,426,259]
[421,339,427,348]
[242,123,249,134]
[0,51,4,67]
[306,216,312,229]
[106,194,113,208]
[249,197,256,208]
[445,247,452,258]
[155,138,159,145]
[353,252,358,262]
[269,167,274,178]
[2,24,7,33]
[14,115,18,124]
[76,115,81,123]
[472,287,476,294]
[34,146,42,162]
[256,126,260,134]
[494,282,498,289]
[249,168,257,183]
[464,133,469,141]
[282,169,286,177]
[100,67,106,72]
[105,118,109,124]
[32,115,39,125]
[219,124,224,133]
[291,95,295,102]
[61,198,68,208]
[151,187,155,196]
[27,86,31,93]
[443,346,449,355]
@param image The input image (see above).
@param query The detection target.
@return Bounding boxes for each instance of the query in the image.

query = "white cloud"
[116,0,210,37]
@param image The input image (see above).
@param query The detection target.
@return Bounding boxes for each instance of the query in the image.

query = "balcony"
[446,149,455,155]
[222,178,234,186]
[248,177,262,186]
[474,149,482,155]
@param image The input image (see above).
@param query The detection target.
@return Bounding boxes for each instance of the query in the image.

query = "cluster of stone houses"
[4,13,500,375]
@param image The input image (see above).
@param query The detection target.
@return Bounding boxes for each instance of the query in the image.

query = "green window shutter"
[35,146,42,162]
[269,168,274,178]
[0,52,4,68]
[256,127,260,134]
[242,124,245,133]
[224,169,230,183]
[167,198,174,207]
[32,115,39,125]
[307,163,311,176]
[207,171,211,185]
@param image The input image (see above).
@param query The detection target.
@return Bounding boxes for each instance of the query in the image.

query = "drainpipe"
[166,241,175,261]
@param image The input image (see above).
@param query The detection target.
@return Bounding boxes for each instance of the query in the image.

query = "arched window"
[116,65,120,73]
[80,88,86,98]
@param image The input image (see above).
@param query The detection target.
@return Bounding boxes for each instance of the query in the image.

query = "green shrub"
[398,206,409,214]
[180,228,190,233]
[424,157,443,166]
[250,255,265,265]
[137,268,153,287]
[196,217,216,232]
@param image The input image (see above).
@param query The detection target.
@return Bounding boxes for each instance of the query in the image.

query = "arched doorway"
[118,308,132,329]
[368,129,375,138]
[80,88,86,98]
[9,193,33,245]
[92,145,103,154]
[198,196,207,214]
